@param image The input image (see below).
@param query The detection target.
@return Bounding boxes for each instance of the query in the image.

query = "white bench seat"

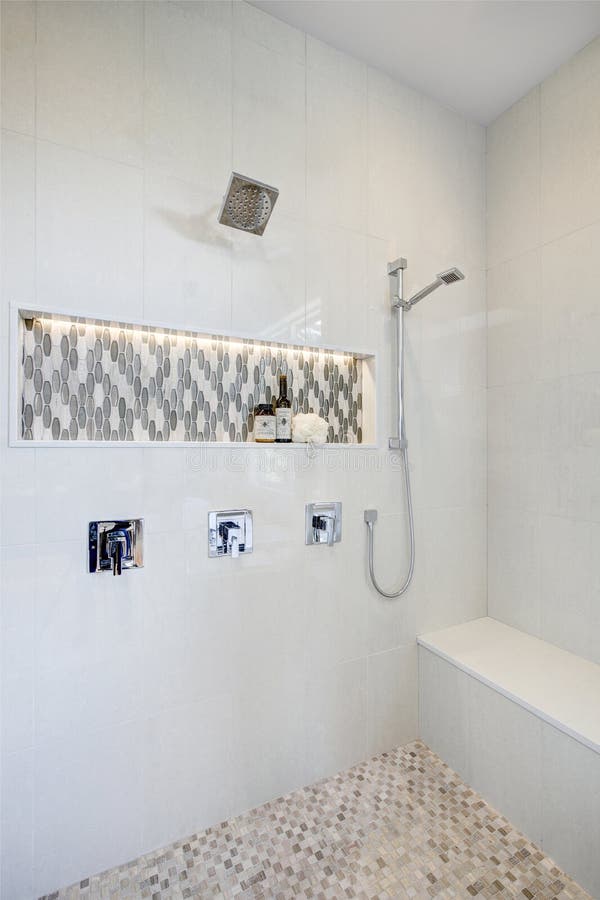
[418,616,600,754]
[417,617,600,897]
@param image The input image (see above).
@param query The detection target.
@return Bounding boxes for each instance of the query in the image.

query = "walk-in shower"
[365,259,465,598]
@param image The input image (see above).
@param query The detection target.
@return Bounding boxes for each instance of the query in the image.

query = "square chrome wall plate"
[89,519,143,574]
[305,502,342,546]
[208,509,253,558]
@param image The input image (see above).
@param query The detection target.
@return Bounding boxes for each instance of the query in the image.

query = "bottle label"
[276,408,291,440]
[255,415,276,441]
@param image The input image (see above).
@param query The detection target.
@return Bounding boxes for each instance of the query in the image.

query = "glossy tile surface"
[486,35,600,667]
[40,741,587,899]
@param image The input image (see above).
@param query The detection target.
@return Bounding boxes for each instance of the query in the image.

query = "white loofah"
[291,412,329,444]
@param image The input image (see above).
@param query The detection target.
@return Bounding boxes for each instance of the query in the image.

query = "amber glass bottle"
[275,374,292,443]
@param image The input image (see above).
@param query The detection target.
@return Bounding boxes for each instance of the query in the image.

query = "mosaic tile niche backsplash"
[19,313,365,444]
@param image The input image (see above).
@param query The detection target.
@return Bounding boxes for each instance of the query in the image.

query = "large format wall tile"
[541,69,600,243]
[0,130,35,332]
[306,225,368,348]
[539,515,597,661]
[142,698,233,853]
[367,644,417,756]
[540,222,600,380]
[467,678,543,844]
[0,749,34,900]
[487,36,600,666]
[541,723,600,898]
[232,32,306,221]
[232,0,305,62]
[487,250,541,388]
[143,173,233,334]
[36,141,144,319]
[486,88,540,267]
[487,507,541,637]
[231,212,307,343]
[36,1,144,165]
[366,69,422,253]
[34,723,144,897]
[144,0,232,188]
[0,0,35,135]
[418,648,469,778]
[306,39,367,232]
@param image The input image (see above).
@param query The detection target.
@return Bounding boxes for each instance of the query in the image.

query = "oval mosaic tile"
[20,314,365,444]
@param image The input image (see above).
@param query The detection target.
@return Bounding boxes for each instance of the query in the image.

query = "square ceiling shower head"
[218,172,279,236]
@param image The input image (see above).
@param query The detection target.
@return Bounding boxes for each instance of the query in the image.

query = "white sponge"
[291,412,329,444]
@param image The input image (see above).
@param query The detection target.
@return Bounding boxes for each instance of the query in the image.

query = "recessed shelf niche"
[14,308,376,447]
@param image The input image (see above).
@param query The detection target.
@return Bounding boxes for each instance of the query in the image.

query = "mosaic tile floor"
[42,741,588,900]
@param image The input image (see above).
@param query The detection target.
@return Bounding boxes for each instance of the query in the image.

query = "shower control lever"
[108,531,126,576]
[220,521,241,557]
[312,514,335,546]
[208,510,253,558]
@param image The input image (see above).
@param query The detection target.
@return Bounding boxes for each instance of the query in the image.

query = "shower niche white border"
[9,304,377,449]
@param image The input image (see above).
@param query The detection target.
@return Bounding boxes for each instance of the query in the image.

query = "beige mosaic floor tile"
[40,741,589,899]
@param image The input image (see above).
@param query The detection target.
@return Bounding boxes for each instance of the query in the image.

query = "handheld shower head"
[405,266,465,308]
[437,267,465,285]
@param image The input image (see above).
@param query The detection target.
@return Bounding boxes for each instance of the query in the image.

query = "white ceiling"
[250,0,600,124]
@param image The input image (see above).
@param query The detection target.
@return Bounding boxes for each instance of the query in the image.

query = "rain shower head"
[405,266,465,308]
[218,172,279,236]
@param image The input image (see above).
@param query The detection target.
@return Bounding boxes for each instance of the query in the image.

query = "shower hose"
[365,444,415,598]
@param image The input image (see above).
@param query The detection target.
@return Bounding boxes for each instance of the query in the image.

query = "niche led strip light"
[17,310,369,445]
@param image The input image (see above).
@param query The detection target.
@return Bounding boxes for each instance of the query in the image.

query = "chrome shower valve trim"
[88,519,144,576]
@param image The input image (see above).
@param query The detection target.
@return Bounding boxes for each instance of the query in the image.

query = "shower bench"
[417,617,600,897]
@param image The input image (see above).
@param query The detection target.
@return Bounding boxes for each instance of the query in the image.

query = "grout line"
[32,0,39,883]
[229,1,234,333]
[303,29,308,344]
[488,210,600,270]
[141,0,146,322]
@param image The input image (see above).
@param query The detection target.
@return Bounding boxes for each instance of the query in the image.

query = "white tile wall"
[0,131,35,327]
[143,174,232,333]
[367,644,417,756]
[33,723,144,896]
[0,1,486,895]
[143,0,232,188]
[35,0,144,165]
[35,141,144,318]
[0,0,35,135]
[541,724,600,897]
[486,87,540,268]
[467,677,543,843]
[232,30,306,220]
[418,649,469,776]
[487,35,600,665]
